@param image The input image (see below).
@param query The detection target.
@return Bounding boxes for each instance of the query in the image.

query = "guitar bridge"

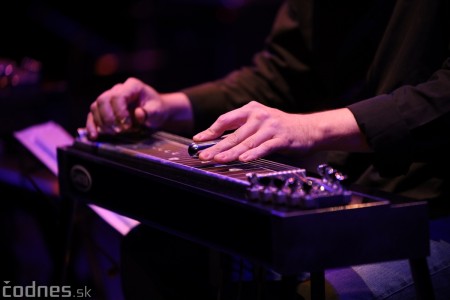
[246,164,351,209]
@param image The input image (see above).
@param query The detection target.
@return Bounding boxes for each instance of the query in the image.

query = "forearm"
[305,108,371,153]
[160,92,194,134]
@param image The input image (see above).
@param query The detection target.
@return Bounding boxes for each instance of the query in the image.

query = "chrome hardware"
[246,164,351,209]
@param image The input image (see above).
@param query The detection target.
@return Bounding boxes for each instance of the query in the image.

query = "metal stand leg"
[310,271,326,300]
[409,257,435,300]
[280,275,300,300]
[56,194,76,285]
[253,265,266,300]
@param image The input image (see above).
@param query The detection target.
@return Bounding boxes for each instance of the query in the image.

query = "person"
[85,0,450,299]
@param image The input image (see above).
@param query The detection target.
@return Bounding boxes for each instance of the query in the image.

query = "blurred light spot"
[95,53,119,76]
[131,49,162,72]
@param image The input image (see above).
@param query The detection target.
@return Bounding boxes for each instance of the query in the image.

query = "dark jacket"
[182,0,450,214]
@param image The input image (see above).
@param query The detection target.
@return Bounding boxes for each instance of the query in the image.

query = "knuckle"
[90,102,97,111]
[242,138,257,149]
[216,114,228,125]
[227,133,240,146]
[253,110,270,121]
[126,77,139,84]
[246,108,270,124]
[247,100,258,106]
[96,97,109,107]
[111,83,124,92]
[267,118,280,128]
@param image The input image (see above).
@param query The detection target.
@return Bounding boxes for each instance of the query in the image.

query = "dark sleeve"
[182,1,315,132]
[348,58,450,176]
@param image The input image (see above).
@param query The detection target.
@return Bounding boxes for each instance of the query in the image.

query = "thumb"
[134,100,167,129]
[134,107,147,125]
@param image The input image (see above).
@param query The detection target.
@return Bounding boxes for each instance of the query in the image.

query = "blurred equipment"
[0,57,42,89]
[0,57,68,135]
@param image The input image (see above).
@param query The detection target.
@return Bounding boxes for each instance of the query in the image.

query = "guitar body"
[57,131,429,275]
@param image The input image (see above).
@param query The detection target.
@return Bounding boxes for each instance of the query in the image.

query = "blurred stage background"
[1,0,281,134]
[0,0,281,299]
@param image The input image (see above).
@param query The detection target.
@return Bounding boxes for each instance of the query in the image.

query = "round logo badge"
[70,165,92,192]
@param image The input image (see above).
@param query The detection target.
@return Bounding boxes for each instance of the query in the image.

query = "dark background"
[1,0,281,134]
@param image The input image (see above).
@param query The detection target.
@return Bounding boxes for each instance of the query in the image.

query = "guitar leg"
[310,271,326,300]
[409,257,435,300]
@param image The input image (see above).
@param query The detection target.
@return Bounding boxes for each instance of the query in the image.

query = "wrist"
[160,92,194,133]
[308,108,370,153]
